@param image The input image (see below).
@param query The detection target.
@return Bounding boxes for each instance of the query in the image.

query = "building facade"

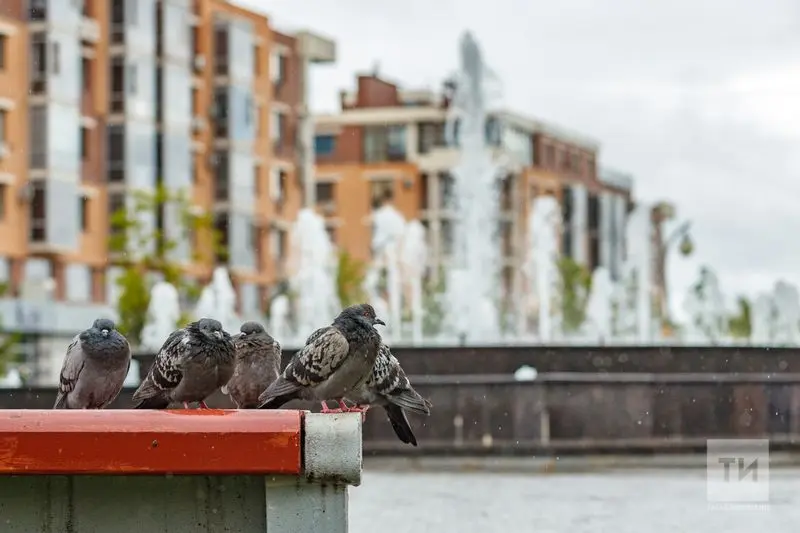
[0,0,335,335]
[313,74,634,299]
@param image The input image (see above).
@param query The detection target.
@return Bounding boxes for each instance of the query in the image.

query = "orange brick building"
[0,0,335,330]
[313,74,633,299]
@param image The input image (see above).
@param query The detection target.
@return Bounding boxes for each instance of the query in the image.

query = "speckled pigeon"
[222,321,281,409]
[257,303,385,412]
[53,318,132,410]
[345,342,431,445]
[132,318,235,409]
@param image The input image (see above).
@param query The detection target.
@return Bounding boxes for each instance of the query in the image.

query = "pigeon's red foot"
[182,402,191,409]
[320,401,342,414]
[199,401,210,409]
[348,404,370,421]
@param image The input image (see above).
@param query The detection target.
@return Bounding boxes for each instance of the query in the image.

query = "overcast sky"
[242,0,800,319]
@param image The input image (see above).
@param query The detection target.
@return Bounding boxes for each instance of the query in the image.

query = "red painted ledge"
[0,410,302,475]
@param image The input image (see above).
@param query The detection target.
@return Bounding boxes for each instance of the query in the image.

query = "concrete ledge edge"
[303,412,363,486]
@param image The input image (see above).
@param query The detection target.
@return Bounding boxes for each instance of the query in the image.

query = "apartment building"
[313,74,633,299]
[0,0,335,334]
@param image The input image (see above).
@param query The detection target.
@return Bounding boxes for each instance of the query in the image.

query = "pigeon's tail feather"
[131,376,171,409]
[257,376,302,409]
[132,393,171,409]
[388,389,432,416]
[384,403,418,446]
[53,393,68,410]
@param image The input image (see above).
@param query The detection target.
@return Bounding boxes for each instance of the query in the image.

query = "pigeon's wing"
[372,344,431,416]
[131,328,186,407]
[258,326,349,405]
[53,335,85,409]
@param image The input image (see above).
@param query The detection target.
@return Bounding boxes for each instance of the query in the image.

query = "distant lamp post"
[658,219,693,327]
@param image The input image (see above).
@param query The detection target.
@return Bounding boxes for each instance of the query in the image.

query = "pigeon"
[258,303,385,413]
[344,343,432,445]
[53,318,132,410]
[132,318,235,409]
[221,321,281,408]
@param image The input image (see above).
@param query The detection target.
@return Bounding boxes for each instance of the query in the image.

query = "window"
[30,35,47,93]
[0,183,6,221]
[126,64,137,94]
[80,127,89,160]
[0,109,5,146]
[125,0,138,26]
[213,151,229,201]
[316,182,334,203]
[51,42,60,74]
[269,50,286,86]
[270,228,286,259]
[363,125,407,163]
[545,144,555,167]
[213,88,228,137]
[214,214,229,261]
[29,106,46,168]
[418,122,444,154]
[438,172,455,209]
[29,0,47,20]
[325,225,336,245]
[270,168,286,204]
[80,196,90,232]
[253,163,261,196]
[81,58,91,91]
[107,125,125,182]
[314,135,336,157]
[441,219,454,256]
[270,110,284,143]
[30,182,46,242]
[0,35,6,71]
[110,58,125,112]
[369,178,394,210]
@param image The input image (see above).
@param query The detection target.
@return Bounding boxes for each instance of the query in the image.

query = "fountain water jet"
[526,196,562,342]
[442,31,503,343]
[400,220,428,344]
[194,266,240,334]
[367,204,406,341]
[288,208,341,341]
[141,281,181,351]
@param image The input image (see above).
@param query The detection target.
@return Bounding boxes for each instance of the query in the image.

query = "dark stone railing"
[132,344,800,382]
[5,371,800,456]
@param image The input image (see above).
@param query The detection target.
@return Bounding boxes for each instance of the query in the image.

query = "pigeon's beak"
[101,329,109,337]
[214,330,223,339]
[373,318,386,327]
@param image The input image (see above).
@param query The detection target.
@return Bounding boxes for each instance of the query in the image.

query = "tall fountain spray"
[400,220,429,344]
[771,281,800,344]
[526,196,562,342]
[620,205,653,342]
[443,31,503,343]
[750,293,776,344]
[194,266,240,334]
[367,204,407,341]
[583,267,615,343]
[288,208,341,339]
[141,281,181,351]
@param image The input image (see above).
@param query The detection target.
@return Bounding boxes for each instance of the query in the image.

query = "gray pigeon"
[345,343,431,445]
[132,318,235,409]
[221,321,281,408]
[54,318,132,410]
[258,303,385,412]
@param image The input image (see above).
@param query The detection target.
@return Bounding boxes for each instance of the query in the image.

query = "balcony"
[80,17,100,44]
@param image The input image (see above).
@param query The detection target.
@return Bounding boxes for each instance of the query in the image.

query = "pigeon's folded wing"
[132,328,186,402]
[259,326,348,402]
[53,335,85,409]
[372,344,431,416]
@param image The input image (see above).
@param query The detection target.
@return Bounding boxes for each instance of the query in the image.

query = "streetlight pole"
[658,220,693,323]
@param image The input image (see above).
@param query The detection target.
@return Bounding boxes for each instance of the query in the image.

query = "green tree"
[728,296,752,339]
[336,250,366,306]
[109,185,222,346]
[557,256,592,333]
